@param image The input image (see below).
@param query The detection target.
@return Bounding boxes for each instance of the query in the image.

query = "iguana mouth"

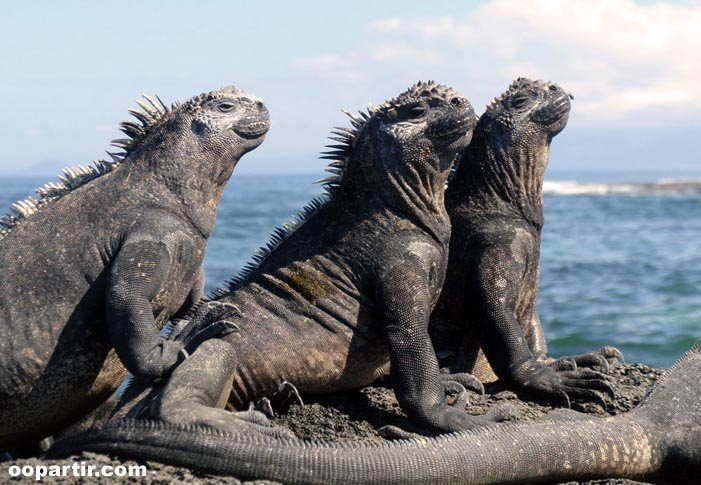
[234,118,271,139]
[432,115,476,146]
[535,91,571,125]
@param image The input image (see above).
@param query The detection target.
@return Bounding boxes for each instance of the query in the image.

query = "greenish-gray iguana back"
[430,78,622,407]
[0,86,269,450]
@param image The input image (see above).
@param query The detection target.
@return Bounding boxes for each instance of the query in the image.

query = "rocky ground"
[1,362,664,484]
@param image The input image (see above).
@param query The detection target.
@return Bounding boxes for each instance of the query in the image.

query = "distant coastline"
[544,179,701,196]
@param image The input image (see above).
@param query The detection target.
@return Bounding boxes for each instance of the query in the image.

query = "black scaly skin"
[430,78,622,407]
[211,81,484,433]
[0,86,269,450]
[111,81,485,436]
[52,341,701,484]
[214,82,480,433]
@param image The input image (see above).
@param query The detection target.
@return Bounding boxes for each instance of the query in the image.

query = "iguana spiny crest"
[209,81,475,298]
[320,80,475,195]
[0,86,268,240]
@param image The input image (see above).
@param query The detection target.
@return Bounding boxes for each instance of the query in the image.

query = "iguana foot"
[136,338,298,441]
[252,381,304,417]
[510,359,615,410]
[214,409,299,441]
[440,372,484,408]
[159,405,298,441]
[547,357,577,371]
[380,403,517,439]
[554,346,625,372]
[169,301,241,358]
[378,422,430,440]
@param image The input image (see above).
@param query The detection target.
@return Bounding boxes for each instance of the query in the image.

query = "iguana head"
[116,86,270,181]
[0,86,269,241]
[364,81,476,172]
[481,77,571,141]
[322,82,475,191]
[449,78,571,226]
[320,81,476,241]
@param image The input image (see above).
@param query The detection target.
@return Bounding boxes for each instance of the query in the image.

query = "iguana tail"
[50,343,701,484]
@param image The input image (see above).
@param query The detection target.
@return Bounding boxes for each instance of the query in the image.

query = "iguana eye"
[408,106,427,119]
[218,102,237,113]
[511,97,529,109]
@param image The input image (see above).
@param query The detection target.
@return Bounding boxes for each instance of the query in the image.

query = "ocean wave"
[543,179,701,196]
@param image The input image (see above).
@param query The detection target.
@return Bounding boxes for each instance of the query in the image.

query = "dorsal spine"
[0,95,171,241]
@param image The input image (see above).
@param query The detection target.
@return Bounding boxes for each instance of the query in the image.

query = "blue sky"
[1,0,699,176]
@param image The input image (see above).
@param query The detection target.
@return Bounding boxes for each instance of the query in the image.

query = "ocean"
[1,171,699,368]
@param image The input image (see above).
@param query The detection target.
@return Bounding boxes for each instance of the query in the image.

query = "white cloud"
[368,0,701,124]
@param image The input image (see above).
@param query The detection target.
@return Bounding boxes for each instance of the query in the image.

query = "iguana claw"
[252,398,275,418]
[443,381,470,408]
[440,371,485,395]
[169,302,241,355]
[556,346,625,373]
[510,359,615,409]
[253,381,304,417]
[441,372,484,408]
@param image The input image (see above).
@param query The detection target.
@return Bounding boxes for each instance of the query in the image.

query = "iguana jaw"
[232,101,270,140]
[234,118,270,139]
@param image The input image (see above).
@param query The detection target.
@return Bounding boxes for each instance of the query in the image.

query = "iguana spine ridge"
[0,93,173,241]
[208,194,329,298]
[207,104,372,299]
[210,81,452,300]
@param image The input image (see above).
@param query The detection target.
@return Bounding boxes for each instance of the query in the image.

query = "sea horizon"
[1,171,699,368]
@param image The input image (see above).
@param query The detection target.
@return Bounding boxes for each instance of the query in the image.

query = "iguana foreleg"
[476,245,615,408]
[107,239,236,378]
[379,255,504,433]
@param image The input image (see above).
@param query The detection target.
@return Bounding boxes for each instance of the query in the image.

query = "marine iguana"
[93,81,609,441]
[0,86,269,450]
[120,81,491,435]
[430,78,621,407]
[51,339,701,484]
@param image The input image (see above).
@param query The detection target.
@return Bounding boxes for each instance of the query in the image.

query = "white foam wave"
[543,179,701,196]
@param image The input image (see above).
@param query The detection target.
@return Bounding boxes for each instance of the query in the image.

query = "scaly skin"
[51,341,701,484]
[430,78,622,407]
[0,86,269,450]
[113,81,485,435]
